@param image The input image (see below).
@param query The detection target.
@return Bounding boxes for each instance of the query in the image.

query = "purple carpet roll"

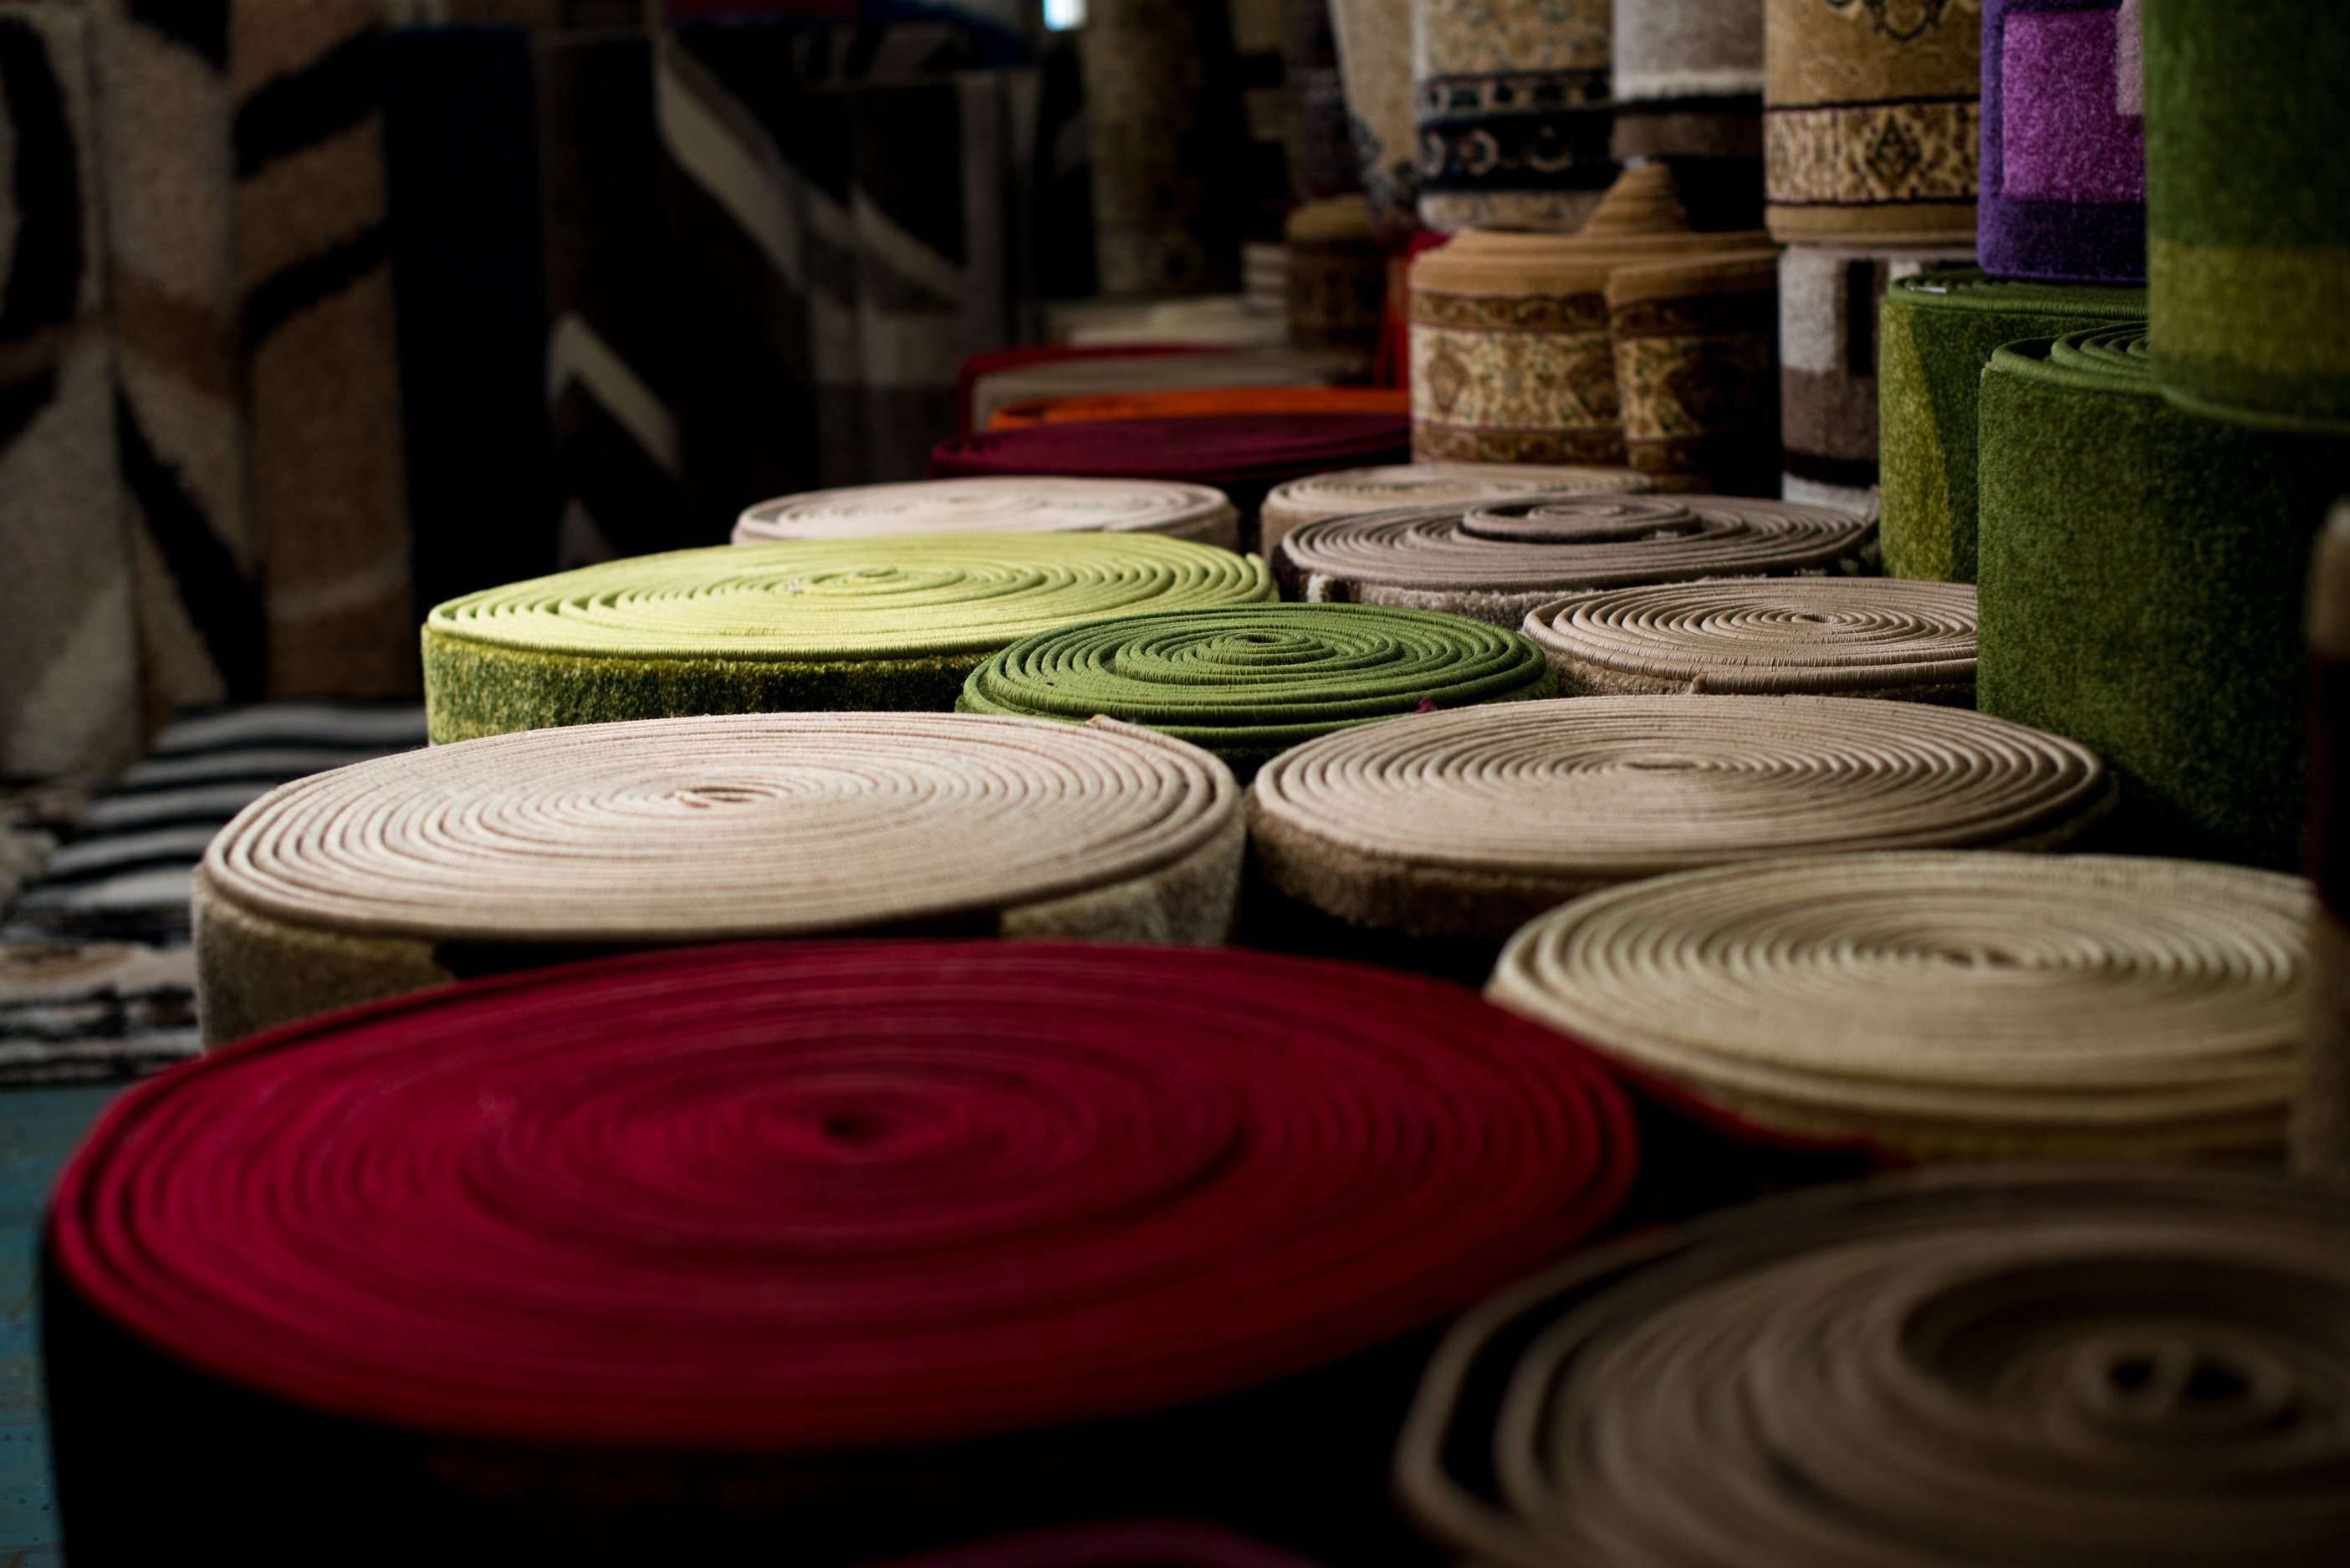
[1980,0,2147,284]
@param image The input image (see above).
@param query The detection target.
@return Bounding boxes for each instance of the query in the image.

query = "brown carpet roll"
[1607,248,1781,493]
[1284,196,1385,355]
[1259,460,1648,558]
[1082,0,1249,296]
[1412,0,1613,233]
[1611,0,1765,232]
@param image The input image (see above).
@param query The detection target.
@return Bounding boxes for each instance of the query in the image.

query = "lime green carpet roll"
[2145,1,2350,433]
[423,534,1275,742]
[960,605,1557,777]
[1978,324,2350,868]
[1878,269,2146,583]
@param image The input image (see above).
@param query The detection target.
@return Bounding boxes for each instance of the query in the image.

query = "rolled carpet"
[1275,493,1872,628]
[1491,851,2308,1160]
[1259,460,1649,559]
[1523,577,1976,701]
[2144,0,2350,433]
[958,345,1218,434]
[959,605,1556,778]
[1283,196,1387,355]
[1326,0,1418,241]
[733,478,1242,553]
[1877,268,2146,582]
[1248,695,2112,942]
[49,940,1635,1565]
[2303,503,2350,1178]
[1980,0,2146,284]
[1411,0,1613,233]
[1606,248,1782,494]
[1396,1166,2350,1568]
[985,387,1407,433]
[966,350,1360,438]
[1080,0,1248,295]
[421,534,1275,743]
[1609,0,1765,232]
[1976,324,2350,868]
[192,712,1244,1041]
[1762,0,1980,246]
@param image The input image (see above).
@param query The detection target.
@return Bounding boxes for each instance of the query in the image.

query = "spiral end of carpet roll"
[1259,462,1652,559]
[733,478,1244,554]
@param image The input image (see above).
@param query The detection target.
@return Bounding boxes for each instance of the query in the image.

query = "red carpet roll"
[48,941,1635,1566]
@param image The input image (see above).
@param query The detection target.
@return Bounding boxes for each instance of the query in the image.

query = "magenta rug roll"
[1980,0,2147,283]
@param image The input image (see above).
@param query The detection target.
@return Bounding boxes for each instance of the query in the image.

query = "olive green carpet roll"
[194,711,1245,1042]
[1248,696,2112,943]
[732,478,1242,553]
[421,534,1275,743]
[1877,268,2145,582]
[1490,852,2311,1161]
[1977,324,2350,869]
[1523,578,1976,701]
[960,604,1556,777]
[1259,460,1649,559]
[2144,0,2350,433]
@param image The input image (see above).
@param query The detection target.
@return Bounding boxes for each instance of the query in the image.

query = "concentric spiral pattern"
[421,534,1273,741]
[194,713,1246,1039]
[1397,1167,2350,1568]
[1249,697,2113,939]
[1274,494,1873,626]
[54,941,1637,1448]
[1524,579,1979,700]
[732,478,1242,552]
[1259,462,1650,556]
[959,606,1556,775]
[1490,853,2311,1159]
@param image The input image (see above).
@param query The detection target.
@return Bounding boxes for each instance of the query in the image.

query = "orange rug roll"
[988,386,1409,432]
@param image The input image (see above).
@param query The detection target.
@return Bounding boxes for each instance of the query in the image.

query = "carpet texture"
[1776,243,1974,509]
[986,386,1406,433]
[192,712,1246,1039]
[1275,493,1872,627]
[1762,0,1980,246]
[1397,1167,2350,1568]
[1610,0,1765,232]
[966,347,1353,432]
[421,533,1275,742]
[734,477,1241,551]
[2143,0,2350,433]
[1326,0,1417,240]
[1491,851,2308,1159]
[1081,0,1248,295]
[960,604,1556,777]
[1877,267,2145,582]
[1412,0,1613,232]
[51,941,1631,1565]
[1523,577,1977,700]
[1284,196,1385,355]
[1980,0,2146,283]
[1259,459,1648,557]
[1606,247,1781,493]
[1248,695,2112,942]
[1975,324,2350,868]
[2303,502,2350,1179]
[232,0,417,699]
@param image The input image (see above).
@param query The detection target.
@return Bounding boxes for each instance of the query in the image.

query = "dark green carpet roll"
[959,605,1556,777]
[1978,324,2350,868]
[1878,270,2145,583]
[2145,0,2350,433]
[422,534,1275,742]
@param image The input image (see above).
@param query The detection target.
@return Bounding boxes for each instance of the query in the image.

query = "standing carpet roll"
[1877,267,2143,582]
[1976,324,2350,868]
[1284,196,1386,355]
[1606,248,1781,493]
[1610,0,1765,232]
[2302,502,2350,1178]
[1081,0,1249,296]
[1259,459,1648,557]
[1412,0,1613,232]
[735,477,1242,551]
[1284,0,1356,204]
[422,533,1275,742]
[1980,0,2146,284]
[1326,0,1418,240]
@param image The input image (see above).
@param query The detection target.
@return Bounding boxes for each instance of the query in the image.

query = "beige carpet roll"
[1248,696,2111,941]
[1524,578,1976,700]
[1259,461,1648,558]
[1397,1166,2350,1568]
[1491,853,2307,1160]
[194,711,1244,1043]
[733,478,1242,552]
[1274,493,1872,626]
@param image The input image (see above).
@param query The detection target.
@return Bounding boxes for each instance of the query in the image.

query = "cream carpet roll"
[1274,493,1872,626]
[733,478,1242,552]
[195,711,1244,1042]
[1326,0,1418,240]
[1249,696,2112,941]
[1523,578,1976,700]
[1490,852,2308,1160]
[1259,461,1648,558]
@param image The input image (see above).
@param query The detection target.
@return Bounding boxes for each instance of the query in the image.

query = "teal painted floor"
[0,1083,123,1567]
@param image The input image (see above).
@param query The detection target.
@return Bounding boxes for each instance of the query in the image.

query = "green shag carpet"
[1977,324,2350,868]
[1878,269,2146,583]
[422,534,1275,742]
[2146,0,2350,433]
[959,605,1557,778]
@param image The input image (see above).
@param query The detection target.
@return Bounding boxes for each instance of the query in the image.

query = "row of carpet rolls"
[43,457,2350,1562]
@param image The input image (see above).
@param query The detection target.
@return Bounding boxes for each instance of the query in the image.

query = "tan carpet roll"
[732,478,1242,552]
[1397,1166,2350,1568]
[195,712,1244,1042]
[1274,493,1872,627]
[1523,578,1976,700]
[1248,696,2112,940]
[1490,852,2308,1160]
[1259,461,1649,558]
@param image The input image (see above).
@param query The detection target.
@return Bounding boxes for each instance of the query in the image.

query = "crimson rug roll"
[1397,1166,2350,1568]
[48,940,1635,1565]
[1980,0,2145,284]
